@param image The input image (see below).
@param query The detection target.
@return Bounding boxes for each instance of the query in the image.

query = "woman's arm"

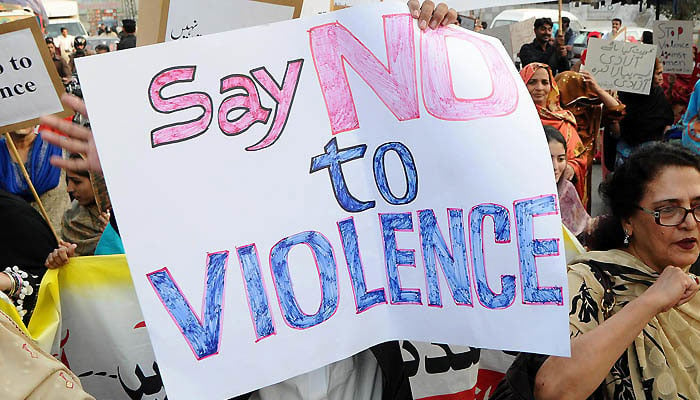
[581,71,620,110]
[535,266,699,400]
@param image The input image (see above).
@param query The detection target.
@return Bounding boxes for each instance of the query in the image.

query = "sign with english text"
[76,4,569,399]
[0,17,71,132]
[654,20,694,75]
[586,38,657,95]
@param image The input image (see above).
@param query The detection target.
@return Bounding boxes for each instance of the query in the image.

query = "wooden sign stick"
[4,132,60,243]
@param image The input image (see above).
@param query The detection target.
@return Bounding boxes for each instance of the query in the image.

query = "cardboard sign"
[654,20,694,75]
[0,17,70,132]
[161,0,303,42]
[586,38,656,95]
[76,4,570,399]
[483,17,535,61]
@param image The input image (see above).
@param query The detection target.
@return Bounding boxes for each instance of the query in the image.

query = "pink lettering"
[248,59,304,150]
[148,66,214,148]
[309,14,419,135]
[218,74,271,136]
[420,28,518,121]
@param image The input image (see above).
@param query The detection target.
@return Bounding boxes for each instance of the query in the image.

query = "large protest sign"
[0,17,70,132]
[76,3,570,398]
[654,20,694,75]
[586,38,657,95]
[162,0,303,42]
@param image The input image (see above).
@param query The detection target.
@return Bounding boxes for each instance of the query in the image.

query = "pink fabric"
[558,179,590,236]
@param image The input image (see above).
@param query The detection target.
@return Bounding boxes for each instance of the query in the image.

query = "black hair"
[543,125,566,151]
[534,18,553,29]
[481,21,488,29]
[612,18,622,24]
[60,27,67,32]
[95,44,110,53]
[45,37,54,44]
[561,17,570,24]
[67,154,90,178]
[642,31,653,45]
[588,143,700,250]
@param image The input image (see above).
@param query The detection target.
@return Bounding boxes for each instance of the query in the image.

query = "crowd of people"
[1,1,700,399]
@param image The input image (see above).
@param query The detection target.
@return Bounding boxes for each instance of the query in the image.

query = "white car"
[491,8,584,32]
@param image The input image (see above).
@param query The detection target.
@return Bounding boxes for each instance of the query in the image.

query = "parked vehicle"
[491,8,584,32]
[43,0,87,37]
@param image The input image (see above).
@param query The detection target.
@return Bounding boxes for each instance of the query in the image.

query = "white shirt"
[55,34,75,55]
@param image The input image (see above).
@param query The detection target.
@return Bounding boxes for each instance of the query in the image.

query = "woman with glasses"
[535,142,700,400]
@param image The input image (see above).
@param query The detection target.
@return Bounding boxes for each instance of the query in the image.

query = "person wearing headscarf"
[520,62,587,202]
[555,70,625,211]
[0,126,71,235]
[61,154,109,256]
[616,58,674,166]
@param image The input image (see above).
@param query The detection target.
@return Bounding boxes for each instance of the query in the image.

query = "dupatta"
[520,62,587,202]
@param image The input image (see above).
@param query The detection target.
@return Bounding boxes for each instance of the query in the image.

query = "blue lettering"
[269,231,339,329]
[418,209,471,307]
[380,213,421,304]
[236,245,276,340]
[310,137,375,213]
[373,142,418,205]
[147,251,228,360]
[469,204,516,309]
[514,195,563,305]
[338,218,387,312]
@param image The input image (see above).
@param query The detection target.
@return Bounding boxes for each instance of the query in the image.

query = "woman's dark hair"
[68,153,90,178]
[543,125,566,151]
[589,143,700,250]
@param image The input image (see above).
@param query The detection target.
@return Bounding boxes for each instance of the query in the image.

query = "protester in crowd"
[46,37,72,84]
[0,126,71,236]
[681,79,700,155]
[521,62,586,202]
[641,30,653,45]
[99,26,118,38]
[519,18,569,75]
[61,154,110,256]
[481,21,487,30]
[94,43,109,54]
[0,189,94,398]
[616,58,674,167]
[116,18,137,50]
[97,23,105,36]
[602,17,622,40]
[663,45,700,121]
[557,16,576,53]
[0,188,55,323]
[544,125,592,240]
[55,27,74,64]
[535,142,700,399]
[69,36,94,73]
[556,70,625,211]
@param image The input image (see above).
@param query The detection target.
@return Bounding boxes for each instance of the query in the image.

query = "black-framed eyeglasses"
[636,205,700,227]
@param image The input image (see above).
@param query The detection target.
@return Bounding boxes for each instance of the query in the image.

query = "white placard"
[654,20,694,75]
[77,4,570,399]
[164,0,301,41]
[586,38,657,95]
[483,17,535,61]
[0,18,69,131]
